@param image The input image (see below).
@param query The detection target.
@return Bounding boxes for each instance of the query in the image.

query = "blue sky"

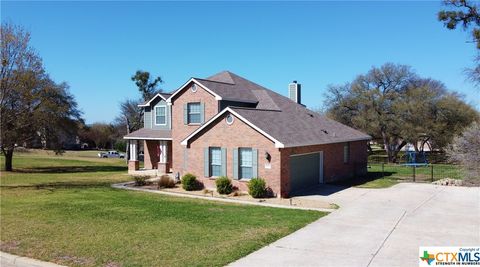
[2,1,479,123]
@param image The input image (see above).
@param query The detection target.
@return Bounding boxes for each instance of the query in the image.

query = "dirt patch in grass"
[55,255,95,266]
[0,240,20,251]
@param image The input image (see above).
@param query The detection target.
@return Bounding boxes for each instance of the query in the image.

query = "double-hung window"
[187,102,201,124]
[239,148,253,179]
[210,147,222,177]
[155,106,166,125]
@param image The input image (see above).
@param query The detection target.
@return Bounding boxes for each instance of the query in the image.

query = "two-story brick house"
[124,71,370,197]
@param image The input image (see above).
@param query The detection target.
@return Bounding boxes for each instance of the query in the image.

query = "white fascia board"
[180,107,284,148]
[138,93,167,107]
[166,78,222,103]
[124,137,172,140]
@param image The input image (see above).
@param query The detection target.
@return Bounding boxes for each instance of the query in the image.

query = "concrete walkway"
[230,183,480,267]
[0,252,66,267]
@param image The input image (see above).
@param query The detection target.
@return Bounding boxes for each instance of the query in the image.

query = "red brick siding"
[186,111,282,195]
[144,140,159,169]
[171,82,219,173]
[280,140,368,197]
[128,160,139,172]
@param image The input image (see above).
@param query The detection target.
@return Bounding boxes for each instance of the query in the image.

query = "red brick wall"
[280,140,368,196]
[186,111,282,195]
[171,81,219,174]
[144,140,159,169]
[128,160,139,172]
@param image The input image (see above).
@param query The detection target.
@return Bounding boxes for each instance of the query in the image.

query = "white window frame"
[154,106,167,126]
[226,114,234,125]
[209,147,222,177]
[187,102,201,124]
[239,147,253,180]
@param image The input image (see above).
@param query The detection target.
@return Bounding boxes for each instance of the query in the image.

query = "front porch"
[124,128,172,176]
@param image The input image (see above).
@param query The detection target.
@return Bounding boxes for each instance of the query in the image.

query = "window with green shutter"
[209,147,222,177]
[239,148,253,179]
[187,102,201,124]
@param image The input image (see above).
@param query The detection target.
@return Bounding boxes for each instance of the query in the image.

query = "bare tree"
[446,122,480,180]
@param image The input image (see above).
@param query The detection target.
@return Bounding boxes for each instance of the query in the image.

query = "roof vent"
[288,81,301,104]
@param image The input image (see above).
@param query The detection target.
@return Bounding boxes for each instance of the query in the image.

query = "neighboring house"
[124,71,370,197]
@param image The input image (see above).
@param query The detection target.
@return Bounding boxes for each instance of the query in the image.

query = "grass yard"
[1,150,129,187]
[0,150,325,267]
[368,163,465,181]
[333,175,400,189]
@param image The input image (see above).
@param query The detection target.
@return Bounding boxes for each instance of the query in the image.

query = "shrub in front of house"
[248,177,267,198]
[181,173,198,191]
[133,175,148,186]
[215,176,233,195]
[158,175,175,189]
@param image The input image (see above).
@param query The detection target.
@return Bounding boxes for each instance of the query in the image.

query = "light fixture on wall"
[265,152,271,162]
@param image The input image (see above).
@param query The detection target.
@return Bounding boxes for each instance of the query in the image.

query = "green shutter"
[204,148,209,177]
[221,148,227,177]
[183,104,188,125]
[233,148,239,180]
[252,148,258,178]
[200,102,205,124]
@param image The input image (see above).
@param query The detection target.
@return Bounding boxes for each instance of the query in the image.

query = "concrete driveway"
[230,183,480,267]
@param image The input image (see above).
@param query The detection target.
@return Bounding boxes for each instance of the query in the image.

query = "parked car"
[98,150,125,158]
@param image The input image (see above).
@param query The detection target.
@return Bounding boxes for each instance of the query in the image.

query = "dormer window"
[155,106,166,125]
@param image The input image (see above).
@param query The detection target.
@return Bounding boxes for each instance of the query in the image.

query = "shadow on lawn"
[12,165,127,173]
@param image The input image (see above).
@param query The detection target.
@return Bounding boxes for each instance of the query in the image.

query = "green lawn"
[0,150,325,267]
[1,150,129,187]
[368,163,464,181]
[333,175,400,189]
[339,163,464,189]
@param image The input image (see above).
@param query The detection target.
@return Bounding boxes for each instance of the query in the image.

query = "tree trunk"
[382,131,408,163]
[382,131,394,163]
[414,141,419,152]
[391,140,407,163]
[4,149,13,171]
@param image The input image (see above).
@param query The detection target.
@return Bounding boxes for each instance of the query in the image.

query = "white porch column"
[129,141,137,161]
[159,140,167,163]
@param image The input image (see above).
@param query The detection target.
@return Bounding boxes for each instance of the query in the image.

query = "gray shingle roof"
[185,71,371,147]
[124,128,171,140]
